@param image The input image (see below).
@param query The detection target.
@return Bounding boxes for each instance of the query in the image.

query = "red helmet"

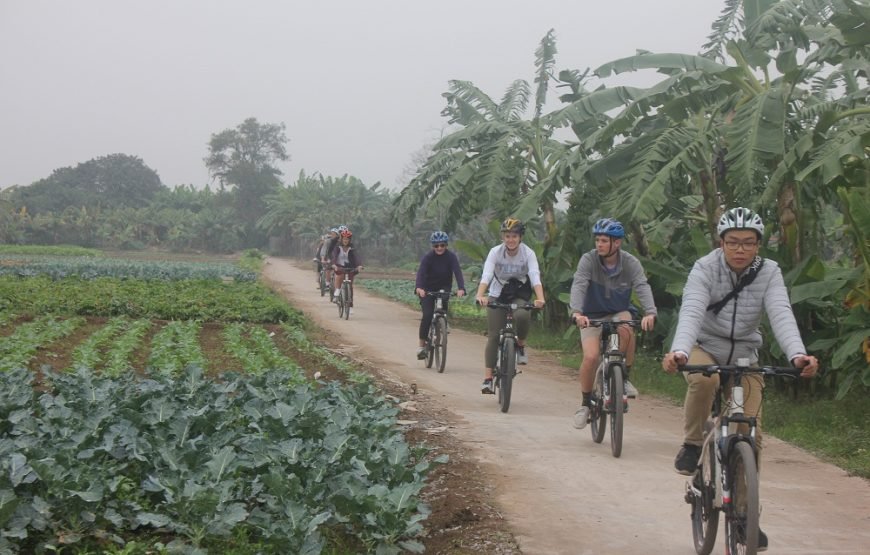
[340,229,353,239]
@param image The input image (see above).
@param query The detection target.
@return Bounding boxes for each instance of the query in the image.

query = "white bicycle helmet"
[717,207,764,237]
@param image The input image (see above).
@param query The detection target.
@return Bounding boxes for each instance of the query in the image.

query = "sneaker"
[416,347,428,360]
[758,529,768,552]
[624,379,638,398]
[573,406,590,429]
[348,308,353,316]
[481,379,495,395]
[674,444,701,475]
[516,346,528,365]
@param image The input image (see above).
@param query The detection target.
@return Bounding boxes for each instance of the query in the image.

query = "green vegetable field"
[0,255,438,554]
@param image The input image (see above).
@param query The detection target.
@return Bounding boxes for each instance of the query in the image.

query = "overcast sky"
[1,1,726,191]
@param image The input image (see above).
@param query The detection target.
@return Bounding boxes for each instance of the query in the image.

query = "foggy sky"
[0,1,725,191]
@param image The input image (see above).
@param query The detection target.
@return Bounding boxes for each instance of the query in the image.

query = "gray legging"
[485,299,531,368]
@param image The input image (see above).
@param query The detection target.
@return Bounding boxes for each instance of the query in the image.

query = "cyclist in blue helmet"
[569,217,657,427]
[414,231,467,359]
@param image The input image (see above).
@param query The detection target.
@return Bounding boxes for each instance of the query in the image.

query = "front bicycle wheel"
[425,321,435,368]
[342,283,350,320]
[725,441,759,555]
[319,271,327,297]
[690,440,720,555]
[609,363,625,458]
[336,290,345,318]
[590,363,607,443]
[435,316,447,373]
[498,339,515,413]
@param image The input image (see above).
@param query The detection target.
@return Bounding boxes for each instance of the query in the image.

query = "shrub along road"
[264,257,869,554]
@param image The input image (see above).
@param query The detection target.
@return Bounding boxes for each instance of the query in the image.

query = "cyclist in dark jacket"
[414,231,466,359]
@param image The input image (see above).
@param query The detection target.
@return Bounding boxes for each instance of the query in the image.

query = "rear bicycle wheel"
[342,283,350,320]
[609,363,625,458]
[725,441,759,555]
[690,437,720,554]
[498,339,515,413]
[590,362,607,443]
[435,316,448,373]
[425,321,435,368]
[336,290,345,318]
[319,271,326,297]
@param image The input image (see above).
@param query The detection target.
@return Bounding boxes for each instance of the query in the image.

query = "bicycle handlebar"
[425,290,453,298]
[679,364,802,378]
[483,300,538,310]
[569,315,640,328]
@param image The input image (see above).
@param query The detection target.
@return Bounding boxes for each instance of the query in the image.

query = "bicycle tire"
[337,289,345,318]
[342,283,350,320]
[691,439,720,555]
[435,316,447,373]
[609,362,625,457]
[590,362,607,443]
[725,441,759,555]
[319,271,326,297]
[425,320,435,368]
[498,338,515,413]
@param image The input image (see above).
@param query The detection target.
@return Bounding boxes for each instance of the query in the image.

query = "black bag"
[497,276,533,303]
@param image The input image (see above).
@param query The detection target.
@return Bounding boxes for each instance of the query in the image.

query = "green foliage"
[0,244,102,257]
[0,255,256,282]
[0,276,302,324]
[359,279,481,319]
[0,366,438,553]
[0,316,84,372]
[147,320,208,378]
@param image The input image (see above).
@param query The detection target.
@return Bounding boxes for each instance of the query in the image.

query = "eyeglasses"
[433,243,448,249]
[723,240,759,251]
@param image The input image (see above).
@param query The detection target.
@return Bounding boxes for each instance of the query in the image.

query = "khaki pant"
[682,346,765,454]
[484,300,531,369]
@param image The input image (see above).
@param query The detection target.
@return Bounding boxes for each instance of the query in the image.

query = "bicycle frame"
[425,290,451,372]
[682,361,801,555]
[334,268,359,320]
[586,318,639,457]
[486,300,536,413]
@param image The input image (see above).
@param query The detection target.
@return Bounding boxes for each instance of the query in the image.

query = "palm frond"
[498,79,532,122]
[534,29,558,120]
[724,87,787,200]
[703,0,744,61]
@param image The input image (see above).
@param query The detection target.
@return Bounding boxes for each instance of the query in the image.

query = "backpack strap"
[707,256,764,315]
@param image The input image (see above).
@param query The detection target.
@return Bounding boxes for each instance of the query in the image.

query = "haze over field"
[1,0,723,190]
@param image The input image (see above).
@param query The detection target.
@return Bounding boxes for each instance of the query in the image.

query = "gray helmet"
[717,207,764,238]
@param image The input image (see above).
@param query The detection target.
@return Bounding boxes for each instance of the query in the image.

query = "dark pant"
[419,295,449,340]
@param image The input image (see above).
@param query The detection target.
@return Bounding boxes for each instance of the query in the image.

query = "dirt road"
[264,257,869,555]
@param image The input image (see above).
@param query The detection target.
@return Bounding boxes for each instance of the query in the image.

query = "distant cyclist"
[330,229,363,313]
[569,218,656,429]
[414,231,466,359]
[662,207,818,552]
[475,218,545,394]
[320,227,340,291]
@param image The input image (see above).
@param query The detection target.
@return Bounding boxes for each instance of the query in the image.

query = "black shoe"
[674,444,701,475]
[758,529,768,551]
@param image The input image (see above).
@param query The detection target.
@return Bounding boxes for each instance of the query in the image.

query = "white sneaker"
[516,346,528,365]
[624,379,638,398]
[349,308,353,316]
[573,406,590,429]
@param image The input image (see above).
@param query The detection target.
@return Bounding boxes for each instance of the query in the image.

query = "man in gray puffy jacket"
[662,207,818,551]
